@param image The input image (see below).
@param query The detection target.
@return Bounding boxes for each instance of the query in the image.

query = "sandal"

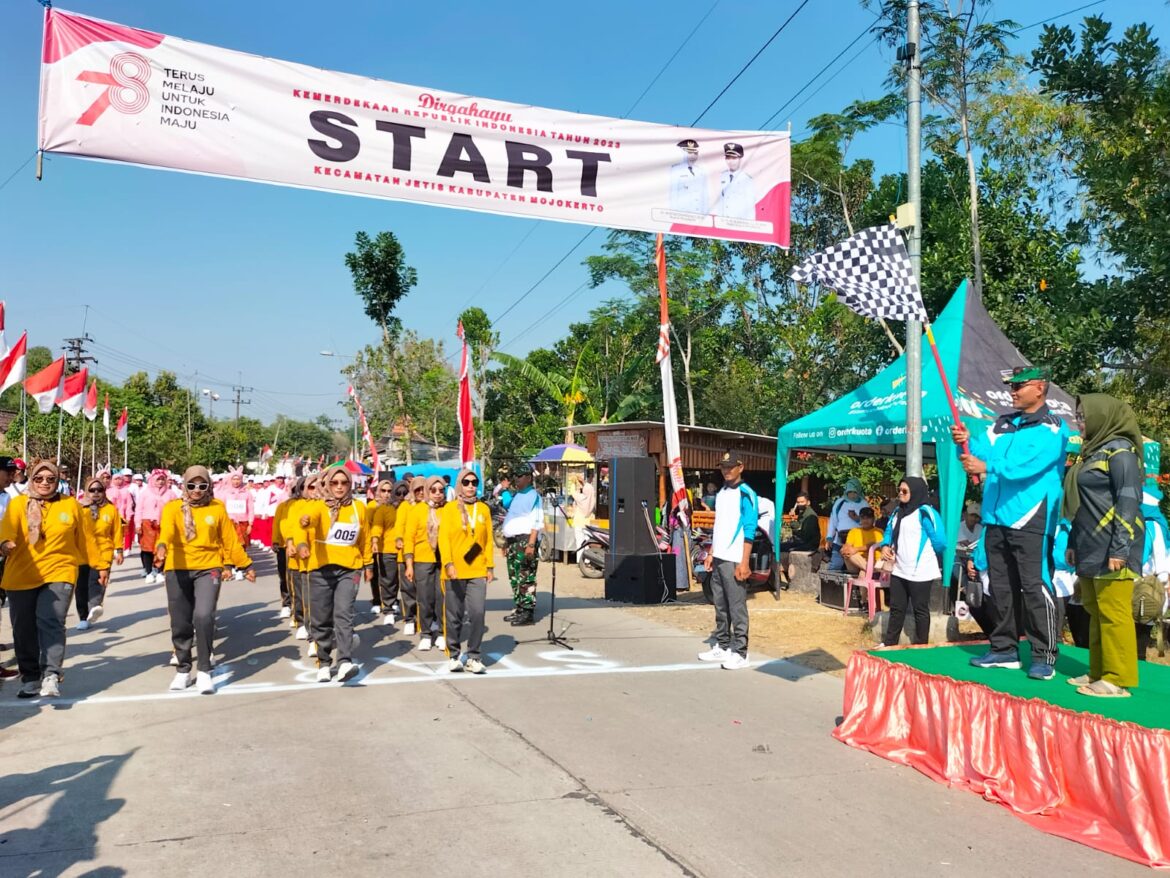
[1077,679,1131,698]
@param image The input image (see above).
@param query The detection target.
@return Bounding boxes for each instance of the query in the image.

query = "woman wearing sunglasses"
[404,476,448,651]
[0,460,88,698]
[370,479,408,626]
[438,468,494,673]
[155,466,254,694]
[75,476,125,631]
[296,465,371,683]
[137,469,178,585]
[392,477,425,637]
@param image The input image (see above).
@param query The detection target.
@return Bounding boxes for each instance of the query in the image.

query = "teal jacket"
[882,505,946,570]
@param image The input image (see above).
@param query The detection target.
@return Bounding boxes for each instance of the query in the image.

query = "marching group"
[0,455,551,698]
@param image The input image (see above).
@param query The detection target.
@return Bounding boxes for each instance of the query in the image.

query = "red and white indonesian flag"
[655,235,689,527]
[25,356,65,413]
[58,368,89,416]
[347,385,379,475]
[0,331,28,394]
[260,444,273,463]
[115,406,128,442]
[38,8,790,247]
[103,392,110,432]
[0,302,8,357]
[456,320,475,468]
[83,378,99,420]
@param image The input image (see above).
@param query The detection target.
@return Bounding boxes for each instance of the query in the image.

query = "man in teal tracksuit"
[951,366,1071,680]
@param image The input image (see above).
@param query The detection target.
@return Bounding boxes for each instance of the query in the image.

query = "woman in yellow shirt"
[282,474,319,643]
[271,478,301,626]
[297,465,371,684]
[155,465,254,695]
[438,468,494,674]
[404,476,447,651]
[0,460,87,698]
[394,477,425,636]
[76,475,125,631]
[370,479,407,626]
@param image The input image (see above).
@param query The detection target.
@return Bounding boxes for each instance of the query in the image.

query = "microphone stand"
[515,491,574,650]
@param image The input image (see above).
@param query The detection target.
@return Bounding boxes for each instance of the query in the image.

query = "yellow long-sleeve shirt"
[390,499,413,554]
[0,495,87,590]
[80,503,124,570]
[280,498,310,572]
[302,499,371,571]
[370,503,398,553]
[438,500,494,579]
[156,499,252,572]
[403,500,441,564]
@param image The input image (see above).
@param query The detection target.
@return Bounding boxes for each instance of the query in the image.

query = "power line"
[1013,0,1105,33]
[691,0,812,126]
[490,228,597,324]
[0,152,37,195]
[623,1,722,118]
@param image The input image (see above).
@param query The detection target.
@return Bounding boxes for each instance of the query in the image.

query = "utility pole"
[62,333,98,374]
[231,381,252,424]
[902,0,924,478]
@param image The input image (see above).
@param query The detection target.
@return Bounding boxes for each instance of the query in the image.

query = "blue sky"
[0,0,1163,423]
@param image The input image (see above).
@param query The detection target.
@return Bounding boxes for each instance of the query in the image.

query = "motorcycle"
[486,497,508,548]
[575,522,672,579]
[693,528,780,603]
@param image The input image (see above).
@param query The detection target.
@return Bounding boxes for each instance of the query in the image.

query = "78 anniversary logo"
[76,52,151,126]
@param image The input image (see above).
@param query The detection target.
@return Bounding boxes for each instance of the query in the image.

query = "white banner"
[38,9,790,247]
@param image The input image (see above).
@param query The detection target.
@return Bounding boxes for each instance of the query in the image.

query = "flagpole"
[77,421,85,490]
[107,422,112,471]
[56,408,63,468]
[904,0,924,479]
[92,417,97,472]
[20,391,26,461]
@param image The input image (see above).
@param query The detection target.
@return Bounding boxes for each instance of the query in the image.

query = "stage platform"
[834,643,1170,869]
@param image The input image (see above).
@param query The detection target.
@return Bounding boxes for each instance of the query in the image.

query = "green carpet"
[868,644,1170,731]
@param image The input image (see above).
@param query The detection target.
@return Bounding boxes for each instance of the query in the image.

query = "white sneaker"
[418,636,432,651]
[351,633,361,650]
[697,645,729,663]
[279,606,292,620]
[87,605,104,623]
[403,621,416,637]
[434,635,447,651]
[316,665,332,683]
[153,570,165,584]
[143,572,154,584]
[383,612,397,626]
[169,671,191,691]
[39,674,61,697]
[336,661,359,683]
[308,641,318,658]
[233,569,244,581]
[295,625,309,640]
[168,652,179,667]
[75,619,91,631]
[195,671,214,694]
[721,652,750,671]
[446,657,464,673]
[465,657,486,674]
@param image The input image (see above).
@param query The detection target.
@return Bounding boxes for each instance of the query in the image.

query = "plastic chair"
[844,544,889,621]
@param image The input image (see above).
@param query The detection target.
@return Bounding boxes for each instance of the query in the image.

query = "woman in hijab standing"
[404,476,447,651]
[438,468,494,673]
[220,467,254,581]
[1065,394,1145,697]
[137,469,176,584]
[0,461,87,697]
[877,476,946,647]
[297,465,370,683]
[75,476,124,631]
[155,466,254,694]
[270,477,301,624]
[371,479,408,626]
[394,476,425,637]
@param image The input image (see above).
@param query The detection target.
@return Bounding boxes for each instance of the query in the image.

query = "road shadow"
[0,750,133,877]
[755,649,846,681]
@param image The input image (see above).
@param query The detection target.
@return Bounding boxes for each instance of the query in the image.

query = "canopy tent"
[774,279,1161,583]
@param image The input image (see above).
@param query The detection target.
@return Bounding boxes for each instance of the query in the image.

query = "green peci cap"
[1001,365,1050,384]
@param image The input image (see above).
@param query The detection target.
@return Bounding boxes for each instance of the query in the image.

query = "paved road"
[0,551,1146,877]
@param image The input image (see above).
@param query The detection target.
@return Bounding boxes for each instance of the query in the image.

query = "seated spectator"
[827,478,866,570]
[701,481,718,511]
[840,507,884,575]
[957,502,982,550]
[780,493,820,553]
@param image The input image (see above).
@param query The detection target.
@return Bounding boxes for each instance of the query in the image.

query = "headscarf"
[289,476,305,501]
[1063,393,1144,519]
[322,465,353,524]
[455,467,479,530]
[375,478,394,506]
[180,465,213,541]
[82,476,109,521]
[391,479,410,506]
[408,476,426,506]
[25,460,60,544]
[302,472,320,497]
[842,478,864,499]
[892,475,930,549]
[426,475,446,549]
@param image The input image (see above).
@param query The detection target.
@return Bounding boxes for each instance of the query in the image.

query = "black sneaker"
[503,609,520,622]
[511,609,536,627]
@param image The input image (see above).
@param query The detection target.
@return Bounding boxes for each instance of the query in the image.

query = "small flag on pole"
[0,301,7,358]
[0,331,27,394]
[790,223,928,322]
[115,407,128,442]
[260,444,273,463]
[25,356,65,413]
[58,368,88,417]
[103,393,110,433]
[83,379,99,421]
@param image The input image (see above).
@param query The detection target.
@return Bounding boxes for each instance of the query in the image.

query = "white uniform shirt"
[958,521,982,547]
[716,169,755,219]
[668,161,709,214]
[891,509,941,582]
[712,483,757,563]
[756,496,775,548]
[501,488,544,538]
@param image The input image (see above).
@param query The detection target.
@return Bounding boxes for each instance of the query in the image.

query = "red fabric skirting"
[833,650,1170,868]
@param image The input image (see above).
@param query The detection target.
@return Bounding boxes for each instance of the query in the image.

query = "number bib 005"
[326,519,359,546]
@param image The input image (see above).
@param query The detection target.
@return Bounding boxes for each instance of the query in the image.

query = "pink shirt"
[137,485,177,522]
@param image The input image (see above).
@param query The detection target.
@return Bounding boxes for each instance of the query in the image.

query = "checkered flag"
[790,223,928,322]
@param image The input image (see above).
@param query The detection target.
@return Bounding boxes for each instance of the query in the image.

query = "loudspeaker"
[608,457,657,554]
[605,552,675,604]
